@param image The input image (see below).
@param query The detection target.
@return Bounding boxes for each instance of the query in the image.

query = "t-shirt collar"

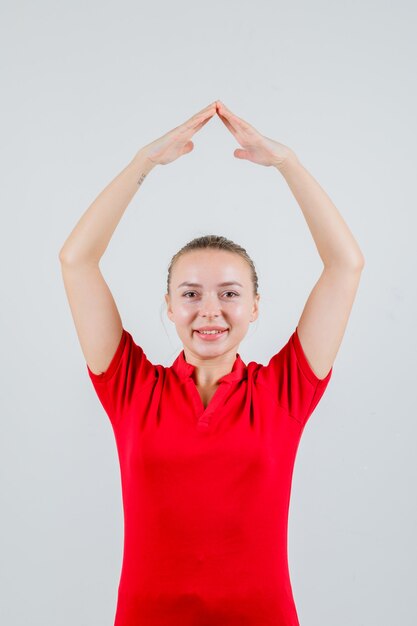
[171,349,247,384]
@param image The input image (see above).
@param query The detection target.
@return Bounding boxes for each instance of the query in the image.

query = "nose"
[199,293,222,318]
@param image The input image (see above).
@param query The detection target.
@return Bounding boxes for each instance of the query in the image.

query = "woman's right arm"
[58,150,157,375]
[59,101,218,375]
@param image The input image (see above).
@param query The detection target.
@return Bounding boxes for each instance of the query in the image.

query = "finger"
[183,106,216,132]
[189,102,217,124]
[197,101,217,114]
[187,116,213,136]
[196,107,217,124]
[218,101,242,121]
[218,102,251,130]
[217,107,243,132]
[182,116,214,136]
[193,116,214,132]
[234,149,250,159]
[182,141,194,155]
[217,110,239,137]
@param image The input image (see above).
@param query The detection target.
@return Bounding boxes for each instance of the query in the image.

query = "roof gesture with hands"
[140,100,297,171]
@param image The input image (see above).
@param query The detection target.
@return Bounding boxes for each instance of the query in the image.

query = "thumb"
[234,149,250,160]
[182,141,194,155]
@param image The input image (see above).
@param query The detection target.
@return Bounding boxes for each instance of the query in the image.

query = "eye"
[182,291,239,299]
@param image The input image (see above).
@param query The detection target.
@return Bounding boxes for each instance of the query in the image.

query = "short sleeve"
[255,326,333,427]
[86,328,157,427]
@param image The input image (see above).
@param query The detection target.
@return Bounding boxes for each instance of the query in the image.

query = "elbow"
[59,247,73,264]
[325,254,365,272]
[355,254,366,270]
[58,247,100,267]
[347,254,365,271]
[58,247,79,265]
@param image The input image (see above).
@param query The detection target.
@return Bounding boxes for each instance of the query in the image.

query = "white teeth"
[198,330,224,334]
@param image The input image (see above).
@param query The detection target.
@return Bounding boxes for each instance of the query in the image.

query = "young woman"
[59,101,365,626]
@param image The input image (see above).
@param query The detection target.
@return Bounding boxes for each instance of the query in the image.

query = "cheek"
[231,303,249,319]
[177,307,193,322]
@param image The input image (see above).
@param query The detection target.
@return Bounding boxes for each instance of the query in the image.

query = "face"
[165,250,260,359]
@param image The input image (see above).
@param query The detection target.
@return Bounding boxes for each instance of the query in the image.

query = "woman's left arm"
[215,100,365,379]
[277,156,365,379]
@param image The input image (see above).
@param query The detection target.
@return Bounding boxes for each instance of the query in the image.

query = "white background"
[1,0,415,624]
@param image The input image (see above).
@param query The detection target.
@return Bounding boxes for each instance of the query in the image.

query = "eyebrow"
[177,281,244,289]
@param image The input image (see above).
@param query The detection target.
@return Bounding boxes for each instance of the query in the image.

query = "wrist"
[274,152,301,176]
[131,149,157,175]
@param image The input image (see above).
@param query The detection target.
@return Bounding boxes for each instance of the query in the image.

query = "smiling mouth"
[193,329,229,337]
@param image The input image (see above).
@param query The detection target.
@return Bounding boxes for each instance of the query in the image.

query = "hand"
[139,102,217,166]
[216,101,298,170]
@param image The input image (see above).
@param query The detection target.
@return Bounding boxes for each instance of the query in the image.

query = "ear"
[251,294,260,321]
[165,293,173,320]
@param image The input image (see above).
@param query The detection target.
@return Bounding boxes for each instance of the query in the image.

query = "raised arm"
[216,100,365,379]
[59,102,217,375]
[59,151,156,374]
[275,156,365,379]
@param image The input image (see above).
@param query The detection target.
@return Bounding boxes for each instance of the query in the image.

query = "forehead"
[173,250,249,283]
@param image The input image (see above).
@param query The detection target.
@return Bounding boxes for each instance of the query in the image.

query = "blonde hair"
[166,234,259,297]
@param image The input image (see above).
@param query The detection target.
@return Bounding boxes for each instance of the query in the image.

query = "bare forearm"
[277,157,365,269]
[59,150,156,265]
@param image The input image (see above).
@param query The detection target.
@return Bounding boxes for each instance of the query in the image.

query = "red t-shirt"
[87,326,333,626]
